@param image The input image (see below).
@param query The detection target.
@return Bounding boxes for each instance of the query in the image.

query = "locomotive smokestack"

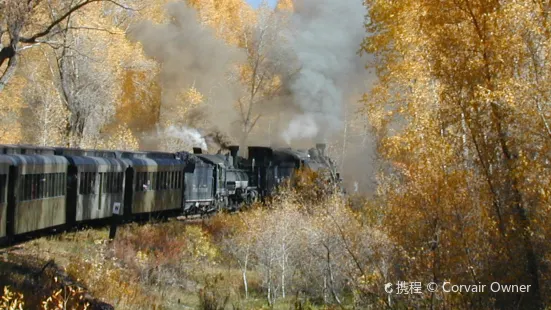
[316,143,326,157]
[229,145,239,168]
[193,147,202,154]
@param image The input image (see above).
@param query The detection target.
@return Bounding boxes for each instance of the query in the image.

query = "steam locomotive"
[0,143,340,243]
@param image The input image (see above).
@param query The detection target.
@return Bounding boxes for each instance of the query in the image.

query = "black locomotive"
[0,143,340,242]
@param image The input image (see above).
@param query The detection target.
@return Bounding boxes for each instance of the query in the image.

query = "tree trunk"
[488,101,542,310]
[0,47,18,92]
[242,250,249,299]
[281,251,286,299]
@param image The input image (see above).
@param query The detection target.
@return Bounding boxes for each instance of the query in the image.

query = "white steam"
[281,0,366,143]
[282,114,319,144]
[165,125,207,150]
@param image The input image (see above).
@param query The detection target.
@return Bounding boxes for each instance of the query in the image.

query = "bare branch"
[20,0,133,44]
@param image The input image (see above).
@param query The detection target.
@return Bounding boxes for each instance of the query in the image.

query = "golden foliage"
[188,0,255,47]
[0,287,24,310]
[0,74,25,144]
[65,259,154,309]
[94,124,140,151]
[41,278,89,310]
[363,0,551,307]
[276,0,294,12]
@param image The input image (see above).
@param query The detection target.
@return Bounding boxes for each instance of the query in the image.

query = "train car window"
[159,172,163,190]
[48,174,53,197]
[92,173,97,194]
[102,173,108,193]
[170,171,173,189]
[109,173,114,192]
[115,172,121,192]
[48,174,52,197]
[17,173,65,201]
[39,174,45,198]
[135,172,142,191]
[135,172,140,191]
[109,172,119,193]
[19,175,25,200]
[172,171,176,189]
[79,172,85,194]
[51,174,56,197]
[137,172,154,192]
[43,174,48,198]
[79,172,97,195]
[54,173,59,196]
[85,172,90,194]
[31,174,38,200]
[110,173,116,193]
[61,173,66,196]
[154,172,159,191]
[101,172,122,194]
[36,174,41,199]
[121,172,125,191]
[40,174,45,198]
[31,174,39,199]
[56,173,62,196]
[19,174,26,201]
[54,173,58,197]
[170,172,174,190]
[0,174,5,202]
[158,172,163,190]
[112,173,117,192]
[116,172,121,192]
[25,175,31,200]
[18,175,23,200]
[112,173,116,192]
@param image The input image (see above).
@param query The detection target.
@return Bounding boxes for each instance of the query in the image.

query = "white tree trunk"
[242,250,249,299]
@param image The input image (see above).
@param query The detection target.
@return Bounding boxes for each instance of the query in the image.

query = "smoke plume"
[165,125,208,150]
[281,0,366,143]
[127,2,245,136]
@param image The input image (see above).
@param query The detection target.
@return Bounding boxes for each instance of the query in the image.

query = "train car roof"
[0,155,13,174]
[1,144,56,155]
[121,156,187,168]
[63,155,128,171]
[0,154,69,166]
[144,151,178,160]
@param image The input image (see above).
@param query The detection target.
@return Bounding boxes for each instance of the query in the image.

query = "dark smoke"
[280,0,366,144]
[127,2,245,137]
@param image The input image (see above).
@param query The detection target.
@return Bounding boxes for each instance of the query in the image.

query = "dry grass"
[0,219,300,310]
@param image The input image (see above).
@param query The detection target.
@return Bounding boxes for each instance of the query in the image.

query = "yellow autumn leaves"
[0,0,290,150]
[363,0,551,307]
